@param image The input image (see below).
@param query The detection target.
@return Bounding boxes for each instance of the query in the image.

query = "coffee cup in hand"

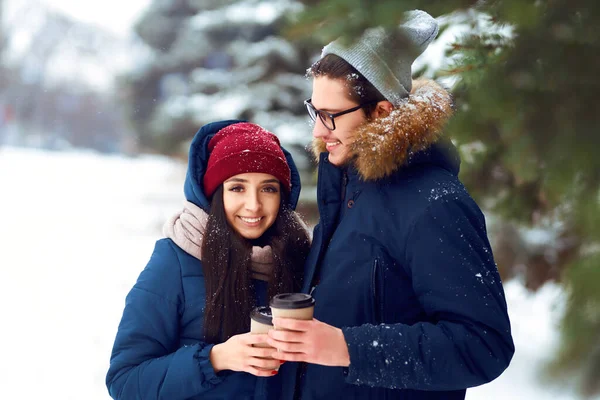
[269,293,315,331]
[250,306,278,370]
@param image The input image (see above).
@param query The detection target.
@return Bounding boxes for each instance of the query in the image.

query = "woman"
[267,10,514,400]
[106,120,311,400]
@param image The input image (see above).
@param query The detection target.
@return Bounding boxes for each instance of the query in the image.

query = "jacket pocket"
[370,258,384,324]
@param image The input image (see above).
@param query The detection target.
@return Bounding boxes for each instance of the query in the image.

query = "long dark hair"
[307,53,386,117]
[201,186,310,343]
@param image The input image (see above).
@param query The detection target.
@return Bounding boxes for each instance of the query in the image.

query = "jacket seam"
[165,239,187,306]
[132,286,179,307]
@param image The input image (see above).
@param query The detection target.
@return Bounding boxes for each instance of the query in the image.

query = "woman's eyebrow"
[224,178,279,184]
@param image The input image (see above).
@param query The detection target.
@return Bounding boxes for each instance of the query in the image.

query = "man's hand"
[266,318,350,367]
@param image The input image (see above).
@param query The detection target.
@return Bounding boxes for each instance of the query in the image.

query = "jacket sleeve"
[106,239,223,399]
[341,195,515,391]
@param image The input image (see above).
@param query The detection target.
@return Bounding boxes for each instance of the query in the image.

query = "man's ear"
[371,101,394,119]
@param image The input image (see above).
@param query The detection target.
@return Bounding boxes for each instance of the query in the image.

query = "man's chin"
[327,152,350,167]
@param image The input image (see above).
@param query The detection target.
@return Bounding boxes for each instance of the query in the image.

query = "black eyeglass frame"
[304,98,379,131]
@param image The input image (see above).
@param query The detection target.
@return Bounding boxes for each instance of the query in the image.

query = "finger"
[249,356,282,371]
[249,346,278,359]
[272,317,313,332]
[246,366,279,377]
[266,338,305,353]
[245,333,270,345]
[269,350,307,363]
[268,329,304,342]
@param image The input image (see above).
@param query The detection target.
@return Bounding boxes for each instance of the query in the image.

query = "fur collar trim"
[312,79,453,181]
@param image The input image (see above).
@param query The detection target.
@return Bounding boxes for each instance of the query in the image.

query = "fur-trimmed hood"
[312,79,455,181]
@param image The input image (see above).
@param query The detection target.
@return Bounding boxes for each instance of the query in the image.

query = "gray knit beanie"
[321,10,439,106]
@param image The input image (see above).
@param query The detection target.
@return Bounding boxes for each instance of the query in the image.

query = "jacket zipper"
[372,259,382,323]
[340,171,349,219]
[341,171,348,200]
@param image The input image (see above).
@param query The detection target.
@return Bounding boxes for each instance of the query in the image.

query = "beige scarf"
[163,201,274,280]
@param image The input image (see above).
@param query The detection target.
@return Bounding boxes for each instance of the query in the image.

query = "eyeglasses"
[304,98,378,131]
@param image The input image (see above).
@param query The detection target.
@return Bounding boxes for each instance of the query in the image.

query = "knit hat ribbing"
[321,10,439,106]
[203,123,291,197]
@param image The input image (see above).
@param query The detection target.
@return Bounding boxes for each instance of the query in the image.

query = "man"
[267,10,514,400]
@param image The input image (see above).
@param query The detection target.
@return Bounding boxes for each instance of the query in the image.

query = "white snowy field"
[0,147,591,399]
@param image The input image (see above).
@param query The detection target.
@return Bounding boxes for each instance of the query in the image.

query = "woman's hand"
[210,333,282,376]
[266,318,351,367]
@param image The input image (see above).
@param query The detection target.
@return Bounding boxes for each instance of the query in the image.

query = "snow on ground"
[466,281,583,400]
[0,147,592,399]
[0,147,185,399]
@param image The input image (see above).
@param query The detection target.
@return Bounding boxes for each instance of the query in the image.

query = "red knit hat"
[203,123,292,197]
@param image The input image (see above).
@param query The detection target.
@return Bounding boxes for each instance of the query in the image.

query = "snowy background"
[1,0,597,399]
[0,146,590,399]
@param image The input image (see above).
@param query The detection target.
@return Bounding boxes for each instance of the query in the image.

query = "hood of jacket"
[184,119,303,211]
[312,79,460,180]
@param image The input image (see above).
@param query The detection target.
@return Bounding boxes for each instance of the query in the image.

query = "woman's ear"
[372,100,394,119]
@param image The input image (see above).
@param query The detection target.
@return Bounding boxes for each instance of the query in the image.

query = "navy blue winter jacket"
[279,80,514,400]
[106,120,302,400]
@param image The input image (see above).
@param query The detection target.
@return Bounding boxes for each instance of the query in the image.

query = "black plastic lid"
[250,306,273,325]
[270,293,315,310]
